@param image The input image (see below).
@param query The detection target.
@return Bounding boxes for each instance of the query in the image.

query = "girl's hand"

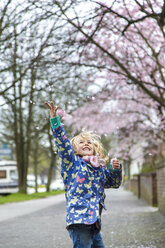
[111,158,120,170]
[45,101,59,118]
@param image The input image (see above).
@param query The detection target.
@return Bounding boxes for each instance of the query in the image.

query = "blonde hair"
[71,131,109,164]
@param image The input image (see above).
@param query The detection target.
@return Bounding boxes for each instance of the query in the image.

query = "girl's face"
[76,136,94,157]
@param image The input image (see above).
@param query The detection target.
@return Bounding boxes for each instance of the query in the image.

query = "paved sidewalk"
[0,188,165,248]
[102,188,165,248]
[0,193,65,222]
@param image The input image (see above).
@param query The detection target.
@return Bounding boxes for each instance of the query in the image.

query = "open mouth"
[83,147,90,151]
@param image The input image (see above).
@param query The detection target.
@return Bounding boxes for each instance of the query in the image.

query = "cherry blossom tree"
[55,0,165,169]
[53,0,165,113]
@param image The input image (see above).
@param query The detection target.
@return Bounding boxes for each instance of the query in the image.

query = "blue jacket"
[51,118,122,228]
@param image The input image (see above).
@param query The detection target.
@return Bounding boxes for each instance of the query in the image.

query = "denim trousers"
[68,225,105,248]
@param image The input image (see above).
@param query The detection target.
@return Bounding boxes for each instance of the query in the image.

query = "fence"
[124,165,165,215]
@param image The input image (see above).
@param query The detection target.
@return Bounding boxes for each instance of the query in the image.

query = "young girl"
[45,101,122,248]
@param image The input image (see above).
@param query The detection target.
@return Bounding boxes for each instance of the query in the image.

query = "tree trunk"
[34,132,39,193]
[46,154,57,192]
[12,25,27,193]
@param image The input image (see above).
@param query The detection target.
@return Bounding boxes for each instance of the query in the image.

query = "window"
[10,170,18,180]
[0,170,6,179]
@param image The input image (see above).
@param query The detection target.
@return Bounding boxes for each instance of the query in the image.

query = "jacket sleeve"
[50,116,76,179]
[103,164,122,188]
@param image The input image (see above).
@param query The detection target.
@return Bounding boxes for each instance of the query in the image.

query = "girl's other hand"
[111,158,120,170]
[45,101,59,118]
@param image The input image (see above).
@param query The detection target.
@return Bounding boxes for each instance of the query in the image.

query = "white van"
[0,160,18,194]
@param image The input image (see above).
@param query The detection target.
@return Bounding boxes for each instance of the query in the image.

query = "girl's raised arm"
[45,101,76,180]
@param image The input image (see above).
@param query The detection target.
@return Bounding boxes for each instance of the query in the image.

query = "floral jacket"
[51,116,122,228]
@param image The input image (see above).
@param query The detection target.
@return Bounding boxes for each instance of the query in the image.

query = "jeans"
[68,225,105,248]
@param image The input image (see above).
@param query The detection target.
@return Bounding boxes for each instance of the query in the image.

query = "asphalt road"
[0,188,165,248]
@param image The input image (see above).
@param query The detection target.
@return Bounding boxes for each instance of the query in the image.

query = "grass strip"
[0,190,65,205]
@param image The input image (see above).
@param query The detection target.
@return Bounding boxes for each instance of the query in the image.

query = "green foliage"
[140,165,155,173]
[0,190,64,205]
[141,152,164,173]
[29,147,50,174]
[101,134,112,155]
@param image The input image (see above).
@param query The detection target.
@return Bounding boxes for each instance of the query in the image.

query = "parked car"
[50,179,64,190]
[27,174,42,187]
[0,160,18,194]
